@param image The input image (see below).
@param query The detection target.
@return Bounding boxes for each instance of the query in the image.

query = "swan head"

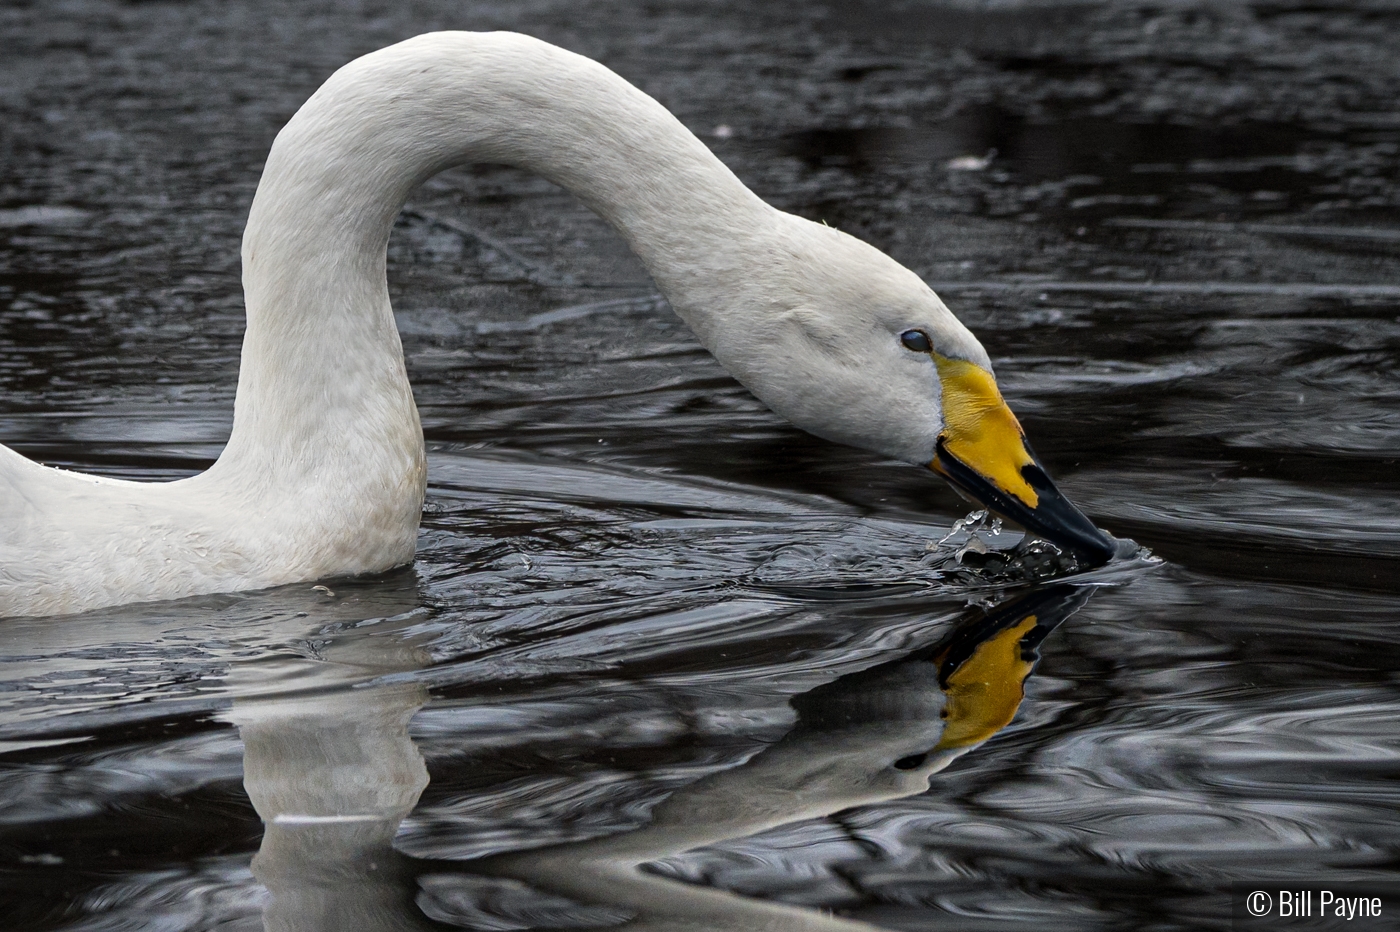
[708,214,1116,565]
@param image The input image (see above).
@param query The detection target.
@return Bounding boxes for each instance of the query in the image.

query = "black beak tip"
[934,442,1121,568]
[1019,463,1116,566]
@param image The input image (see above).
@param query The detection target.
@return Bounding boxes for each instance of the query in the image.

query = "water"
[2,1,1399,929]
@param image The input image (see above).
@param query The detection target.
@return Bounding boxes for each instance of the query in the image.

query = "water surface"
[2,1,1398,929]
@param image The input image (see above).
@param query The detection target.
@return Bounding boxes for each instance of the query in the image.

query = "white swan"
[0,32,1114,618]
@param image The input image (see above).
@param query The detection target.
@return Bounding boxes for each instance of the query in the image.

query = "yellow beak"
[930,355,1116,565]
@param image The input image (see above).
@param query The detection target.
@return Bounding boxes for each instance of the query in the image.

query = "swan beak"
[930,356,1116,566]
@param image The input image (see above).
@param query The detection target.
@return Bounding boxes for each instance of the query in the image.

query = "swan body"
[0,32,1109,618]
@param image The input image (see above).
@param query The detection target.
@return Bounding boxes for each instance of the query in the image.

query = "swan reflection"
[231,584,1094,931]
[220,580,436,932]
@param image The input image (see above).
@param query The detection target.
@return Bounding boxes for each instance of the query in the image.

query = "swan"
[0,32,1116,619]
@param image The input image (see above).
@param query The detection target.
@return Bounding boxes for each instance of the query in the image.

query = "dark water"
[2,1,1399,930]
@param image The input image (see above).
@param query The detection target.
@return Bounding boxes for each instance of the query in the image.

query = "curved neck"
[223,32,773,478]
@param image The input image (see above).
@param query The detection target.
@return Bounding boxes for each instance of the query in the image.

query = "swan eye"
[899,329,932,353]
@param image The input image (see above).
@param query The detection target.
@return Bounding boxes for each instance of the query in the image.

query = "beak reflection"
[795,582,1092,773]
[931,355,1116,566]
[925,583,1091,751]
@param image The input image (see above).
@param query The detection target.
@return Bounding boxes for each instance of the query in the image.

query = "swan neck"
[227,32,769,478]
